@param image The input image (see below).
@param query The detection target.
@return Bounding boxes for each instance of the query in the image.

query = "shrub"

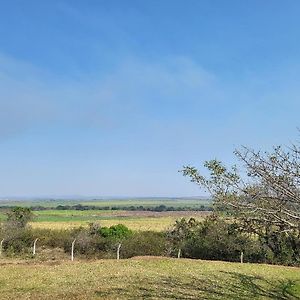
[98,224,132,239]
[2,228,34,256]
[121,231,167,258]
[183,216,265,262]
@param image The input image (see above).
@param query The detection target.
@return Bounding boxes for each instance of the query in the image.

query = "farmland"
[0,198,211,231]
[29,210,209,231]
[0,257,299,299]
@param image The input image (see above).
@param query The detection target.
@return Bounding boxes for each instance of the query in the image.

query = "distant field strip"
[0,198,211,208]
[28,210,209,231]
[0,199,211,231]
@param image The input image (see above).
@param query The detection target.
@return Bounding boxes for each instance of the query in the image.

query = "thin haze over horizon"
[0,1,300,197]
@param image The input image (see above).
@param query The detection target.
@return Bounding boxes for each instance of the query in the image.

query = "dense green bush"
[258,229,300,266]
[167,216,268,263]
[183,216,258,262]
[98,224,132,239]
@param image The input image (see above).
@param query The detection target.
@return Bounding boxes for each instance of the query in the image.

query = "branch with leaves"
[182,144,300,233]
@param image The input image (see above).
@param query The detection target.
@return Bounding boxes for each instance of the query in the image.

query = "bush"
[1,228,34,256]
[121,231,167,258]
[98,224,132,239]
[167,216,267,263]
[32,228,73,249]
[259,230,300,266]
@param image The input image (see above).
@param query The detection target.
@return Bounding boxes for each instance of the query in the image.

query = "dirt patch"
[106,211,211,218]
[130,255,167,260]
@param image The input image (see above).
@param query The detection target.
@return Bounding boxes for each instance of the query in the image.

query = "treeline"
[54,204,212,212]
[0,204,213,212]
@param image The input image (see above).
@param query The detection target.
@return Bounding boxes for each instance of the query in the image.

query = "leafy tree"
[0,207,34,255]
[98,224,132,259]
[5,207,33,228]
[167,218,198,258]
[182,143,300,264]
[184,215,256,262]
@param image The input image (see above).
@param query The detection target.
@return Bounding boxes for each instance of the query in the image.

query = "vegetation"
[0,191,299,299]
[0,206,298,265]
[167,216,266,263]
[0,198,211,231]
[182,142,300,266]
[0,209,209,231]
[5,207,33,228]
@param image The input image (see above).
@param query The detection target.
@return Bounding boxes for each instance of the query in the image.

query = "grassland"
[0,198,211,231]
[0,257,298,299]
[27,210,209,231]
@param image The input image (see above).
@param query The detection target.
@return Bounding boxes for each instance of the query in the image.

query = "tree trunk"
[117,243,121,260]
[71,239,76,261]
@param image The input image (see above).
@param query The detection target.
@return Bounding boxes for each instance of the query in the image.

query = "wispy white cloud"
[1,50,300,146]
[0,53,216,138]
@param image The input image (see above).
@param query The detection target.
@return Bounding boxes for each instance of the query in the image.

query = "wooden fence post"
[177,248,181,259]
[71,239,76,261]
[117,243,121,260]
[0,239,4,257]
[240,251,244,264]
[33,238,38,256]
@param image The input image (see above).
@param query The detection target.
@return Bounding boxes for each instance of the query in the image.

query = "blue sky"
[0,1,300,197]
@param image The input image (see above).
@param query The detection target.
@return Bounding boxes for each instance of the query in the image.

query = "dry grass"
[0,257,299,299]
[30,217,179,231]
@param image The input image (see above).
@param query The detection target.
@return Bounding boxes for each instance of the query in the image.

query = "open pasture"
[0,257,299,299]
[0,198,211,231]
[29,210,210,231]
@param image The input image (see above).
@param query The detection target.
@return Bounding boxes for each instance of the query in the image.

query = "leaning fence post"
[117,243,121,260]
[0,239,4,257]
[33,238,39,256]
[71,239,76,261]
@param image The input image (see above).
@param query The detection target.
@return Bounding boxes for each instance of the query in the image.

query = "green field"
[30,210,209,231]
[0,198,211,231]
[0,209,209,231]
[0,257,298,299]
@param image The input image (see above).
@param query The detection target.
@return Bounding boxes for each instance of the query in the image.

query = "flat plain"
[0,198,211,231]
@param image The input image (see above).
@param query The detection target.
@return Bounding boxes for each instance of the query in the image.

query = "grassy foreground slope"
[0,258,299,300]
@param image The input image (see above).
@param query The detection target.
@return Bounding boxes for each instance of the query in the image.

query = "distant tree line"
[0,204,213,212]
[54,204,212,212]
